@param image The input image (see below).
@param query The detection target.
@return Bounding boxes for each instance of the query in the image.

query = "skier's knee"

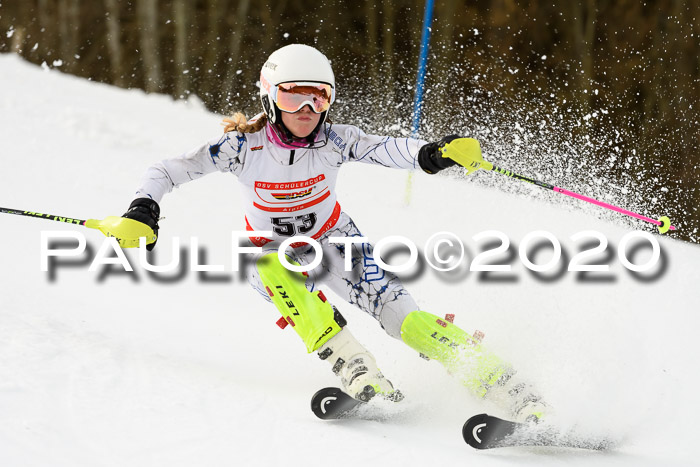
[257,252,344,353]
[378,301,417,340]
[379,312,406,340]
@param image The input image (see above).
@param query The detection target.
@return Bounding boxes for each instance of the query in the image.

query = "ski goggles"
[273,82,333,114]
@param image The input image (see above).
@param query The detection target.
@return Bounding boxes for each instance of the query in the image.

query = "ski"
[311,387,364,420]
[463,414,613,450]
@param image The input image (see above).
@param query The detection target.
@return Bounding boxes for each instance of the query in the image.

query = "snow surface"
[1,54,699,466]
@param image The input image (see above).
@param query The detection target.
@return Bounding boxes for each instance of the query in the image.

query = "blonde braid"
[222,112,268,133]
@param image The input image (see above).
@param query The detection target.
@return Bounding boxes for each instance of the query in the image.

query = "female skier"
[122,44,545,422]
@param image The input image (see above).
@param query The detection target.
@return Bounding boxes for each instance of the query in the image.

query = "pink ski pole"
[440,139,676,234]
[488,166,676,234]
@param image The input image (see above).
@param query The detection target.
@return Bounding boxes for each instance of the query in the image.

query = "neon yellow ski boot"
[401,310,546,422]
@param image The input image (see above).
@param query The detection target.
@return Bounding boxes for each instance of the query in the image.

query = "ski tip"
[463,413,617,451]
[310,387,361,420]
[463,413,505,450]
[311,387,342,420]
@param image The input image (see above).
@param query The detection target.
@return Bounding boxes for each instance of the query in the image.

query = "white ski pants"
[246,211,418,339]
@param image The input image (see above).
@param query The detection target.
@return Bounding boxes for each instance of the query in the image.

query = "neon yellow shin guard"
[400,310,512,398]
[257,253,343,353]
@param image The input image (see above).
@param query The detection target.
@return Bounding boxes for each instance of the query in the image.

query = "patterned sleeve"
[134,132,247,202]
[330,125,427,170]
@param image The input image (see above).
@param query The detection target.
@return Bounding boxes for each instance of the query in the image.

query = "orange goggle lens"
[275,83,332,113]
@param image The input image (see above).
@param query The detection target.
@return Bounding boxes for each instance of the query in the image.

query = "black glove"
[122,198,160,251]
[418,135,462,174]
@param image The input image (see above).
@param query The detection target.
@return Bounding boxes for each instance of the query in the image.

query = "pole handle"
[85,216,157,248]
[440,138,493,175]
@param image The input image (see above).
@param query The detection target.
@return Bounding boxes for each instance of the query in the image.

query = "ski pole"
[0,206,157,247]
[440,139,676,234]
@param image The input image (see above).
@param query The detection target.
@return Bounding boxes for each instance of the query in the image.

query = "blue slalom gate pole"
[411,0,435,137]
[405,0,436,204]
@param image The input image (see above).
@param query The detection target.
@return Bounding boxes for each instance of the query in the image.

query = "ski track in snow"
[1,54,699,467]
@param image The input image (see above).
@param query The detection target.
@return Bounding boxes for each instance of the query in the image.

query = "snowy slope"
[1,54,699,467]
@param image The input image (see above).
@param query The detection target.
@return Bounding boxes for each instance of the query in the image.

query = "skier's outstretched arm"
[341,126,463,174]
[120,132,248,250]
[134,132,248,202]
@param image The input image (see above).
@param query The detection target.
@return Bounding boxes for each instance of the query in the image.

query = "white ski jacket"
[135,124,427,244]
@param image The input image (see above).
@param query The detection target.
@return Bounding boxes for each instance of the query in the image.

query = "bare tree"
[10,24,26,55]
[434,0,459,113]
[259,0,288,52]
[58,0,80,72]
[104,0,125,87]
[202,0,226,99]
[224,0,251,108]
[695,0,700,81]
[172,0,192,99]
[381,0,396,100]
[567,0,597,113]
[137,0,163,93]
[365,0,380,85]
[37,0,57,59]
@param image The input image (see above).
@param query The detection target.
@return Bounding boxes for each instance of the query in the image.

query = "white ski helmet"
[259,44,336,126]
